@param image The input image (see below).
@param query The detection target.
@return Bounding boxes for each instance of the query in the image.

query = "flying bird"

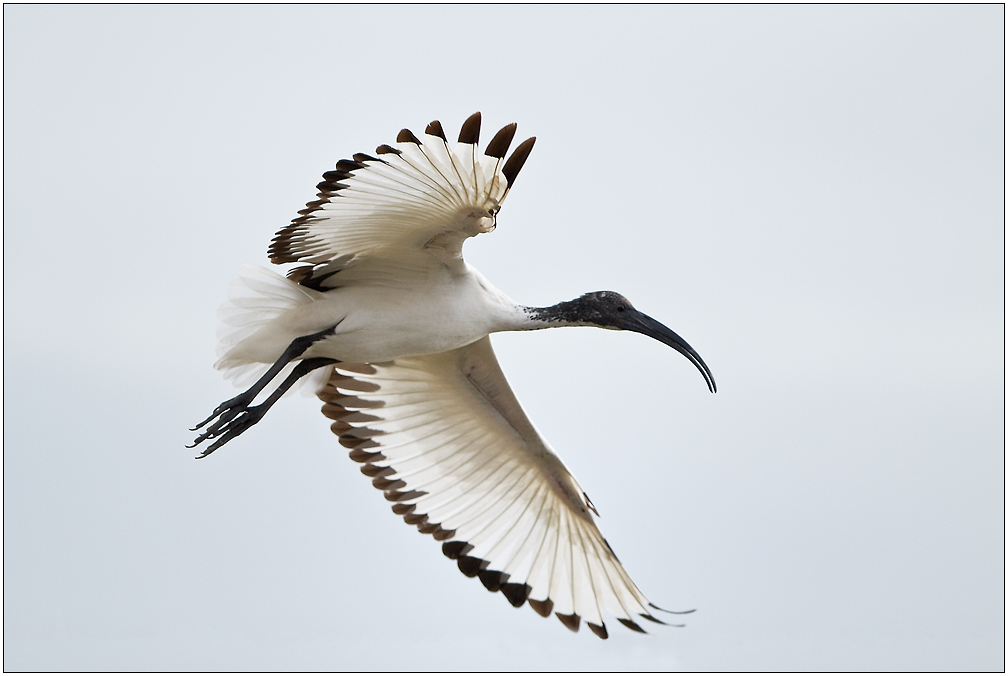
[191,112,716,639]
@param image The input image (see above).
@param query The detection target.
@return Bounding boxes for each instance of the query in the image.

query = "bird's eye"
[617,305,625,312]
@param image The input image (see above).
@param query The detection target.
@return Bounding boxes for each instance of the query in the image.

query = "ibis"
[191,113,716,639]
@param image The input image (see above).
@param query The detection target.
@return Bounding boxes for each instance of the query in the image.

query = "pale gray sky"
[4,5,1003,671]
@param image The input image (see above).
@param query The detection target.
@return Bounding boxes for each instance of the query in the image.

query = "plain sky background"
[3,5,1003,671]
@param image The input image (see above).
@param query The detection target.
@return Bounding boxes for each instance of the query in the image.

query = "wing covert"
[317,337,673,638]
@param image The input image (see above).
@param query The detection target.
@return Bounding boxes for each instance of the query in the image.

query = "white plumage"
[192,112,716,639]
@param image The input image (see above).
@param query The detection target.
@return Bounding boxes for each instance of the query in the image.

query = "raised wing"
[318,337,678,638]
[269,113,535,288]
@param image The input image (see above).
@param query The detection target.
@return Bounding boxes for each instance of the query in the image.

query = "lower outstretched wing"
[318,337,675,638]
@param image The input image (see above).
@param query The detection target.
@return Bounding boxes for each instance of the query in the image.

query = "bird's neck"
[467,269,582,332]
[470,269,591,332]
[498,299,594,332]
[522,299,591,327]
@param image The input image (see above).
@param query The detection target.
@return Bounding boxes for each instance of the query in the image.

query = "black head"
[534,291,717,393]
[545,291,636,327]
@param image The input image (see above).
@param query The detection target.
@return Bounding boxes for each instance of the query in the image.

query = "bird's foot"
[188,394,266,458]
[190,391,253,431]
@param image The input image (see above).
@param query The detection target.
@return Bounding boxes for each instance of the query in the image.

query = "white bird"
[191,112,716,639]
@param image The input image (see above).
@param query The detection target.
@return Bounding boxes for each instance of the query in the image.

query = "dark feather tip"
[431,527,456,541]
[500,583,531,608]
[416,520,439,534]
[347,449,385,463]
[335,159,364,172]
[484,123,517,158]
[396,128,421,145]
[528,598,553,618]
[441,540,473,560]
[425,120,447,141]
[458,112,481,144]
[457,555,486,578]
[478,569,509,593]
[502,137,536,187]
[556,612,581,633]
[390,502,415,516]
[402,511,427,526]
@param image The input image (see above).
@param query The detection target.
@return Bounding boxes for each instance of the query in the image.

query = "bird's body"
[220,257,525,368]
[193,113,716,639]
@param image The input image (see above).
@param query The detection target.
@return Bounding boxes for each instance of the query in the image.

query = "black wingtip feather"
[391,502,415,516]
[458,112,481,144]
[484,123,517,158]
[396,128,421,145]
[383,489,425,502]
[441,541,473,560]
[348,449,385,463]
[402,511,427,525]
[502,137,536,187]
[556,612,581,632]
[431,527,456,541]
[500,583,531,608]
[457,555,486,578]
[425,120,447,141]
[528,598,553,618]
[335,159,365,172]
[321,170,350,182]
[478,569,509,593]
[587,622,609,639]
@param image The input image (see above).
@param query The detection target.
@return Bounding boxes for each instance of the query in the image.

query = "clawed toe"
[190,399,264,458]
[191,393,253,431]
[195,408,263,458]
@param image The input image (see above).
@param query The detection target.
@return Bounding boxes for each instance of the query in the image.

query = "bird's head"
[531,291,717,393]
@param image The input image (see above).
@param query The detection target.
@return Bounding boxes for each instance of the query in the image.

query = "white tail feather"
[214,265,333,396]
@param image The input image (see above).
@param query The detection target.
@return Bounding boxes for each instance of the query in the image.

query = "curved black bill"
[619,310,717,393]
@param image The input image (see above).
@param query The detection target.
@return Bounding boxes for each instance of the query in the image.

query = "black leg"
[190,324,340,457]
[191,325,339,432]
[190,357,337,459]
